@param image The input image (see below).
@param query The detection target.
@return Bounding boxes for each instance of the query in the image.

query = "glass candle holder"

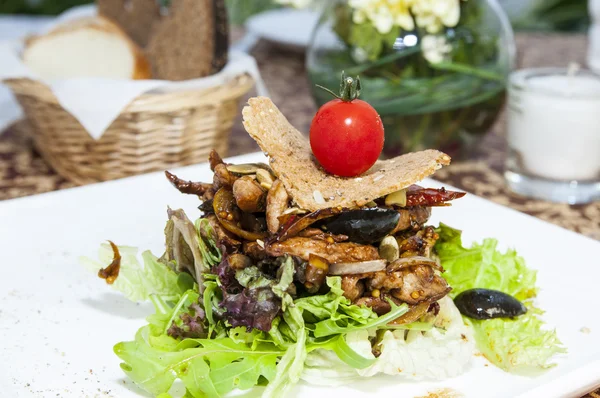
[505,68,600,204]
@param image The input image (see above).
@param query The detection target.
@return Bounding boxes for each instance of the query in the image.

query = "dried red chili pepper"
[405,186,466,207]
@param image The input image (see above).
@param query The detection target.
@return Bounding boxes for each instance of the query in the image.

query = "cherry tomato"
[310,75,384,177]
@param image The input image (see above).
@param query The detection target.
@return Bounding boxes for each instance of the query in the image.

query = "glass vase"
[306,0,515,159]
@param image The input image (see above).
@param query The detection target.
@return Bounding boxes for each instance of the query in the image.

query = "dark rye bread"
[97,0,161,48]
[242,97,452,211]
[146,0,229,80]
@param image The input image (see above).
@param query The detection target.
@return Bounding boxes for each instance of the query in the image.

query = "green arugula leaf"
[263,308,307,398]
[116,327,284,398]
[328,335,376,369]
[313,300,408,338]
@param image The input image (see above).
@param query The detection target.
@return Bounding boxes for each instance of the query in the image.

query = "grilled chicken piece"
[397,226,439,258]
[341,276,365,301]
[297,228,348,242]
[266,237,380,264]
[266,179,290,233]
[366,264,450,305]
[390,265,450,305]
[366,271,402,291]
[392,206,431,234]
[233,176,266,213]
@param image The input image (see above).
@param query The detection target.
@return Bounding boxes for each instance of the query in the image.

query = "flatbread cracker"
[242,97,451,211]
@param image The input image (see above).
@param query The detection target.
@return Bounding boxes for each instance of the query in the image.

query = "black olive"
[321,208,400,244]
[454,288,527,320]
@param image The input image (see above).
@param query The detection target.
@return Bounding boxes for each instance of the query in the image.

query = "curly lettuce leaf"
[435,223,566,373]
[81,244,184,302]
[435,224,537,301]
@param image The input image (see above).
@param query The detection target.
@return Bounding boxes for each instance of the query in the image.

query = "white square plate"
[1,152,600,398]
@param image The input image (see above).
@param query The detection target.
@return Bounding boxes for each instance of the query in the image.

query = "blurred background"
[0,0,590,32]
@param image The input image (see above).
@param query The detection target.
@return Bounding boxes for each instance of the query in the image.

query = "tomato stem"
[316,71,361,102]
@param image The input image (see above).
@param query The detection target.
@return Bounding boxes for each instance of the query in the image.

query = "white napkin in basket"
[0,38,266,140]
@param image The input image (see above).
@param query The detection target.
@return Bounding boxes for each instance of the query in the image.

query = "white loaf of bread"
[23,16,151,80]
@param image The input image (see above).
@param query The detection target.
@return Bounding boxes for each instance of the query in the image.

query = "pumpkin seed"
[226,163,271,175]
[282,207,308,215]
[379,235,399,261]
[385,189,407,207]
[256,168,274,189]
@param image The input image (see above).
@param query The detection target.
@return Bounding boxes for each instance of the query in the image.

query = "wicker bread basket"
[4,73,254,185]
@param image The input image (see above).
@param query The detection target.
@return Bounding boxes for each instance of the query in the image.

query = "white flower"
[348,0,462,35]
[411,0,461,33]
[349,0,415,34]
[421,34,453,64]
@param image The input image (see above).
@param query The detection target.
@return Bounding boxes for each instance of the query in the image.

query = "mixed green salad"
[85,220,564,397]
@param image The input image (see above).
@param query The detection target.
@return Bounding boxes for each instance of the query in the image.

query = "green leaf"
[435,223,537,300]
[435,223,566,373]
[203,281,218,327]
[115,326,285,398]
[272,257,295,310]
[196,218,223,268]
[313,300,408,338]
[468,307,566,374]
[263,319,307,398]
[81,245,184,302]
[328,335,376,369]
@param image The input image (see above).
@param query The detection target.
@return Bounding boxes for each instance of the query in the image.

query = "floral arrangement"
[298,0,511,157]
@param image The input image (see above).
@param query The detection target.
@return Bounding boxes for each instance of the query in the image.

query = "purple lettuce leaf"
[220,288,282,332]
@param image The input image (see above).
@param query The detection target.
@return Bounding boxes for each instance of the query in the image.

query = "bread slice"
[242,97,452,211]
[97,0,162,48]
[146,0,229,80]
[23,16,151,80]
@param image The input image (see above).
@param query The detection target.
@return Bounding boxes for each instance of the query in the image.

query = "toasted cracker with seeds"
[242,97,451,211]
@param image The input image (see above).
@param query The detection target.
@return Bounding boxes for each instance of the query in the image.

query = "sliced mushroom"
[388,301,431,325]
[266,179,290,234]
[213,188,267,241]
[232,176,267,213]
[213,163,237,190]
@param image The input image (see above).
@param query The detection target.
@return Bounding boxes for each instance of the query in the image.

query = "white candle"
[589,0,600,72]
[508,68,600,181]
